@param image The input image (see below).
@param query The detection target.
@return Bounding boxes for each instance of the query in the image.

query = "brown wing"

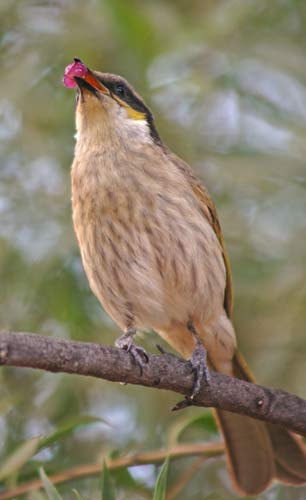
[166,150,233,318]
[191,182,233,318]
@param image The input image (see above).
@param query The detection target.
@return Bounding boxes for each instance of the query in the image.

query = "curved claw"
[115,329,148,375]
[189,342,210,399]
[127,344,148,375]
[186,320,211,399]
[156,344,166,354]
[171,398,193,411]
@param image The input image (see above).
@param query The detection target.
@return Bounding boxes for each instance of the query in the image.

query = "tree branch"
[0,442,224,500]
[1,330,306,437]
[0,443,224,500]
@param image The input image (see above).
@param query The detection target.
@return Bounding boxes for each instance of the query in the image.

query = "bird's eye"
[115,84,126,97]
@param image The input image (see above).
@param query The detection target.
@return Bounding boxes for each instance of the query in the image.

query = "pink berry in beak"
[63,59,87,89]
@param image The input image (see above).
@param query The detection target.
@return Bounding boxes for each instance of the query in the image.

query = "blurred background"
[1,0,306,498]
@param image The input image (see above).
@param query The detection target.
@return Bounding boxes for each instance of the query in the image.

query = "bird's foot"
[171,343,210,411]
[187,320,210,399]
[115,328,148,375]
[189,341,210,399]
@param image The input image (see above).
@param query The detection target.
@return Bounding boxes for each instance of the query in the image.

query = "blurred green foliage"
[153,457,169,500]
[1,0,306,498]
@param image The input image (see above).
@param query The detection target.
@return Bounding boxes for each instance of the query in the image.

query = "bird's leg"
[187,320,210,398]
[115,327,148,374]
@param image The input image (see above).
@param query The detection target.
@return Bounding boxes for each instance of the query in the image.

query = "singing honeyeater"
[64,59,306,495]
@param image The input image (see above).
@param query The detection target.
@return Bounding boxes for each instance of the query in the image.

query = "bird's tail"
[215,351,306,495]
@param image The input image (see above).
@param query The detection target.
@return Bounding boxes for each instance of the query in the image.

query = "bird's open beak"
[73,59,110,96]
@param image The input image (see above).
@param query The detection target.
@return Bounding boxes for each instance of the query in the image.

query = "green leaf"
[153,457,169,500]
[101,461,115,500]
[0,436,41,480]
[72,489,85,500]
[39,468,63,500]
[39,415,108,450]
[112,466,139,489]
[168,411,217,445]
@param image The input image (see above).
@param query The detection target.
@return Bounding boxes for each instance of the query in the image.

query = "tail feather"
[159,326,306,494]
[214,409,275,495]
[267,423,306,484]
[215,352,306,495]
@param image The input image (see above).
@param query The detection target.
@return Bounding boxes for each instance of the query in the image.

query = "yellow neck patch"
[113,95,146,121]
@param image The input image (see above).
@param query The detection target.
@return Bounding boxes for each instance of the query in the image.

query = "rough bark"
[1,330,306,437]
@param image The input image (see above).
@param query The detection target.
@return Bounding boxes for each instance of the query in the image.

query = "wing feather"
[166,150,233,318]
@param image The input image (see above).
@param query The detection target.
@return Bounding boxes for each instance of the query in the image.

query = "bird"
[66,58,306,495]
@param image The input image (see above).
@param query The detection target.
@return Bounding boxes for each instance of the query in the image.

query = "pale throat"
[75,111,153,154]
[118,116,153,145]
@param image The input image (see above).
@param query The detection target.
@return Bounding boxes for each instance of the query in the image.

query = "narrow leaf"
[153,457,169,500]
[0,436,41,480]
[72,489,85,500]
[101,461,115,500]
[168,411,217,446]
[39,467,63,500]
[39,415,108,450]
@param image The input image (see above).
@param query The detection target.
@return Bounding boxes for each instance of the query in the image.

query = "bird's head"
[64,59,161,148]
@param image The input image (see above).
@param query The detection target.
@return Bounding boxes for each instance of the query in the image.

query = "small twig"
[1,331,306,437]
[0,443,224,500]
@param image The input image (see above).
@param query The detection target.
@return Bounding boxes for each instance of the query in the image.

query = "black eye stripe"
[114,86,143,112]
[99,77,144,113]
[95,73,162,145]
